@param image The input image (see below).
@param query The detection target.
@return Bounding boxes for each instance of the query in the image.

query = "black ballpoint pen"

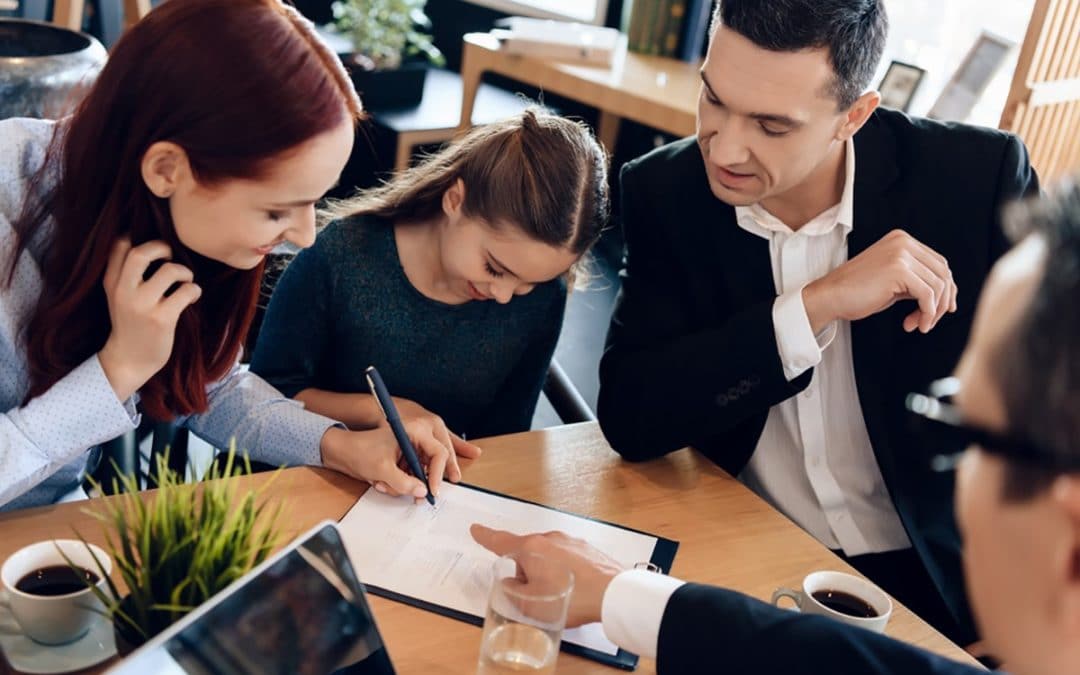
[365,366,435,506]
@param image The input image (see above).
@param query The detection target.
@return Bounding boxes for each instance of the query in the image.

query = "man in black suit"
[472,184,1080,674]
[595,0,1038,644]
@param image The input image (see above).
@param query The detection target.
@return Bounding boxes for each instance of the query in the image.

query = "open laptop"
[107,522,396,675]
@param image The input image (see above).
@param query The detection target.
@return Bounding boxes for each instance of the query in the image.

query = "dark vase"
[112,621,143,657]
[112,597,146,657]
[343,56,429,110]
[0,18,107,120]
[112,595,176,657]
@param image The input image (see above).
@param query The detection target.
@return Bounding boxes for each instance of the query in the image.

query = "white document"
[338,482,660,656]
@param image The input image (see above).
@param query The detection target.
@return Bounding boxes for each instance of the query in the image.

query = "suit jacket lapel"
[849,113,904,481]
[684,159,776,312]
[850,112,900,256]
[717,208,776,307]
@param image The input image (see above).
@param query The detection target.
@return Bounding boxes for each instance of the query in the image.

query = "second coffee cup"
[771,570,892,633]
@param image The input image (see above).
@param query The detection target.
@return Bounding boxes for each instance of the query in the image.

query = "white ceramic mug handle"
[771,587,803,611]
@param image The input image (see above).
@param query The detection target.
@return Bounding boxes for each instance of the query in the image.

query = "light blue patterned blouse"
[0,117,341,511]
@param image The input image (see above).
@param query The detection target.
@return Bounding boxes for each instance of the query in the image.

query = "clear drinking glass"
[476,553,574,675]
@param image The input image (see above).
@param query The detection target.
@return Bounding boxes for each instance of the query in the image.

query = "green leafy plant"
[71,444,284,646]
[331,0,445,70]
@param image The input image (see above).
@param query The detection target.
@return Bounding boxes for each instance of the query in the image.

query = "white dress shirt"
[734,138,910,556]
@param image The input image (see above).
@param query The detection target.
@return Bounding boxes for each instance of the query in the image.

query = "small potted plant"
[73,445,285,654]
[328,0,445,109]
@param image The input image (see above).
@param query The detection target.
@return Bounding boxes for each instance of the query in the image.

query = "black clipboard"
[354,482,679,671]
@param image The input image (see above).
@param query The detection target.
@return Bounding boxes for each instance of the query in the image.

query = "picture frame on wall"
[878,60,926,112]
[928,30,1016,122]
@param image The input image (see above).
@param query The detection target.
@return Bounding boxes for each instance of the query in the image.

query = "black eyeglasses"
[906,377,1062,472]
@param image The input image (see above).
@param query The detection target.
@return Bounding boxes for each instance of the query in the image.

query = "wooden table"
[459,32,701,154]
[0,423,979,673]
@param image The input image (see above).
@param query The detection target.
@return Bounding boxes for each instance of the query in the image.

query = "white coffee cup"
[771,570,893,633]
[1,540,113,645]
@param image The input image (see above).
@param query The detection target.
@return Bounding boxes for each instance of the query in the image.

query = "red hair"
[11,0,362,420]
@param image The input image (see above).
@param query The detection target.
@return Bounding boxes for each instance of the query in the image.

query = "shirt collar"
[734,136,856,238]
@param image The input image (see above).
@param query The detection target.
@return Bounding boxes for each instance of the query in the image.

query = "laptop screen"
[109,524,395,675]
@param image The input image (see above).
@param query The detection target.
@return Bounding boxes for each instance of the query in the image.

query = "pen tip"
[426,493,436,506]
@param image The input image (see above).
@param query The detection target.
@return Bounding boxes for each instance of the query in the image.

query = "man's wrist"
[802,279,836,334]
[595,569,619,615]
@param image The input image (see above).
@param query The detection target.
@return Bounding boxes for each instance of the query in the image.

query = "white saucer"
[0,593,116,674]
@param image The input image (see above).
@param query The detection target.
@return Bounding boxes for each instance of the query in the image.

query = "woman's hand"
[394,398,483,482]
[320,424,475,501]
[98,239,202,401]
[294,391,486,478]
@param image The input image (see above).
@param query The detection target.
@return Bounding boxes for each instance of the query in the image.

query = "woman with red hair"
[0,0,471,510]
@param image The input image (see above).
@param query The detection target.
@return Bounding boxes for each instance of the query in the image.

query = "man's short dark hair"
[711,0,888,109]
[994,181,1080,501]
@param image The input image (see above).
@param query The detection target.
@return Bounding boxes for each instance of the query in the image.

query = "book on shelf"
[662,0,687,57]
[677,0,713,62]
[628,0,662,55]
[628,0,713,62]
[642,0,662,56]
[647,0,670,56]
[627,0,649,53]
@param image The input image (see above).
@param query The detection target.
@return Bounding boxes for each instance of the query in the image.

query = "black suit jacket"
[597,108,1039,640]
[657,584,992,674]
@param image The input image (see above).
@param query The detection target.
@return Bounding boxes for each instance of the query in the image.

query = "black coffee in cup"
[15,565,99,596]
[811,589,878,618]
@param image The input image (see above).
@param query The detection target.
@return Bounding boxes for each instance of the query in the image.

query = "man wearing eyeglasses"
[475,184,1080,674]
